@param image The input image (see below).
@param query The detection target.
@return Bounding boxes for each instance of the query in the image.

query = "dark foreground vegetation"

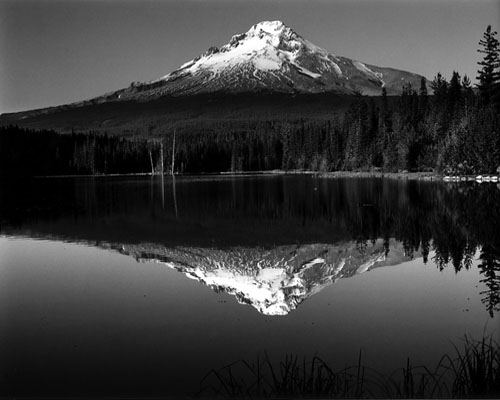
[1,26,499,176]
[200,336,500,398]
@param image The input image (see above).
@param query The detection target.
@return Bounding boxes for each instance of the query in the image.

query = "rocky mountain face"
[108,20,424,101]
[103,239,413,316]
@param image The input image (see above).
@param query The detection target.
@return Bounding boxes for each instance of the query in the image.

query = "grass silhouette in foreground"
[199,335,499,398]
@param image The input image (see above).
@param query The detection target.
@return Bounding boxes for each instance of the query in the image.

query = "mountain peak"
[249,20,287,32]
[242,20,302,51]
[157,20,331,85]
[103,21,426,100]
[224,20,295,53]
[246,20,292,38]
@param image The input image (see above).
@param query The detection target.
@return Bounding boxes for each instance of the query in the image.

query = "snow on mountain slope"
[160,21,338,80]
[110,20,424,100]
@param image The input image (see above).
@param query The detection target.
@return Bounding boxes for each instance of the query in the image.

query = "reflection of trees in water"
[425,185,500,317]
[2,177,500,315]
[478,245,500,317]
[432,237,477,273]
[341,182,500,316]
[433,185,500,317]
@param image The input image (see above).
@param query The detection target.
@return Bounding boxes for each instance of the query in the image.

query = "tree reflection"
[1,177,500,315]
[478,245,500,317]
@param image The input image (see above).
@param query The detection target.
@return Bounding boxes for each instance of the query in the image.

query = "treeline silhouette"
[0,85,497,176]
[0,128,154,176]
[1,74,498,176]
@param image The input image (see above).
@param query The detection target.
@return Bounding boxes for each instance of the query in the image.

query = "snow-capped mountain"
[103,240,413,316]
[0,20,426,130]
[106,20,424,100]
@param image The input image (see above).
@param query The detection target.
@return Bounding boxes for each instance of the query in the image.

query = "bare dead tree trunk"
[148,148,154,175]
[171,130,176,176]
[160,141,164,175]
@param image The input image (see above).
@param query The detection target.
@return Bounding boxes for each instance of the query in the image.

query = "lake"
[0,175,499,397]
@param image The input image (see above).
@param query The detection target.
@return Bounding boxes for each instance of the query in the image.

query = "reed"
[198,335,499,398]
[449,335,500,397]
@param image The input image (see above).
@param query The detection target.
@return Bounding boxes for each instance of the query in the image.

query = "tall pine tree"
[477,25,500,107]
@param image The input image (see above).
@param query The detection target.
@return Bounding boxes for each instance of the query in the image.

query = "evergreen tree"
[381,87,392,133]
[430,72,448,103]
[448,71,462,112]
[418,77,428,116]
[461,74,474,118]
[461,74,472,90]
[477,25,500,107]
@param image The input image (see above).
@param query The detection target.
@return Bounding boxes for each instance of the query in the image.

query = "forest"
[1,26,499,177]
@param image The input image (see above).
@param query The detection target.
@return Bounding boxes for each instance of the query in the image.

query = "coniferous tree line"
[1,26,499,177]
[0,127,157,176]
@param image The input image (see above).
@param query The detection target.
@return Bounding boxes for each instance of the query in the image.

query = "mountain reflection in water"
[106,239,410,315]
[1,175,499,316]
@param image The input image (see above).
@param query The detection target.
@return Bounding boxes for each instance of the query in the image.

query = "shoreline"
[314,170,440,180]
[34,170,440,180]
[15,170,499,182]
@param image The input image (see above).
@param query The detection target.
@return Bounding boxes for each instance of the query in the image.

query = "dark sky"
[1,0,499,113]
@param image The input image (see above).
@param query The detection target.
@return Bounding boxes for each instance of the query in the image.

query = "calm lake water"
[0,175,499,397]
